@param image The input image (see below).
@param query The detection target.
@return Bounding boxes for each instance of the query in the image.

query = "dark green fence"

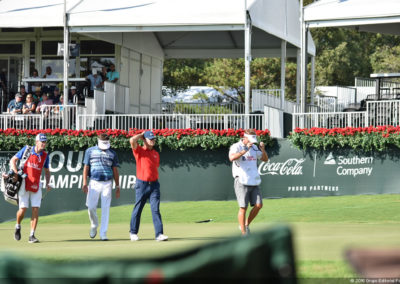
[0,139,398,221]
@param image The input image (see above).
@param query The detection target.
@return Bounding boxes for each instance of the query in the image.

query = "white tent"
[299,0,400,112]
[0,0,316,114]
[304,0,400,35]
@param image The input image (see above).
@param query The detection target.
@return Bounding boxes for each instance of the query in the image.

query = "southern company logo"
[324,153,336,165]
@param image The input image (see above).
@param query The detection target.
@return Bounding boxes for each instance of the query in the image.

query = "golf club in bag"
[0,146,32,206]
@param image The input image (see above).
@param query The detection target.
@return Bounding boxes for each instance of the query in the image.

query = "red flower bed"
[289,126,400,151]
[0,128,272,151]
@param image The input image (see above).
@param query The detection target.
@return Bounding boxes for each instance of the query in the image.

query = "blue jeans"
[130,179,163,237]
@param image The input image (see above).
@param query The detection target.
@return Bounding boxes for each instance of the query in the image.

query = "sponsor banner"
[0,140,398,220]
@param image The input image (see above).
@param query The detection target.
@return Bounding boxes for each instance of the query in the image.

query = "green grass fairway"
[1,194,400,278]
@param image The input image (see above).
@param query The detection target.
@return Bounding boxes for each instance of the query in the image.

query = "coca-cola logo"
[258,158,305,176]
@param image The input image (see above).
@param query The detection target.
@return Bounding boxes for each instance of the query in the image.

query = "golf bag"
[1,146,32,206]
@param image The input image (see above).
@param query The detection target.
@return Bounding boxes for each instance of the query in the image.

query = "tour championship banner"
[0,139,398,221]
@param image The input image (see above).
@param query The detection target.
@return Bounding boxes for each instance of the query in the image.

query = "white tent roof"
[0,0,315,57]
[304,0,400,36]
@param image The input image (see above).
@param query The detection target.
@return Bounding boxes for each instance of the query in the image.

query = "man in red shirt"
[10,133,52,243]
[129,131,168,242]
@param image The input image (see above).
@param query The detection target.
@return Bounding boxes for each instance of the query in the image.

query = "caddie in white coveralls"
[229,129,268,236]
[82,133,120,241]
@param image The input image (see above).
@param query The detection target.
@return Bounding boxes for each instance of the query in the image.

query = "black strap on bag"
[2,145,33,205]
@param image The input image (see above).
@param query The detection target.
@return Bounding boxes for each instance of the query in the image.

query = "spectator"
[42,66,57,94]
[19,85,27,102]
[106,64,119,83]
[7,93,23,114]
[53,95,65,114]
[86,69,102,96]
[52,87,61,104]
[100,67,108,83]
[69,86,84,104]
[29,69,41,93]
[33,87,42,104]
[22,94,36,114]
[36,93,53,116]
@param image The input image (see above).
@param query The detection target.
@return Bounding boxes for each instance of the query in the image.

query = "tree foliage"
[162,2,400,101]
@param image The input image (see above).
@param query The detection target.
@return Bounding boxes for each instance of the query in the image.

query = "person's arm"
[259,142,268,162]
[229,147,249,162]
[229,141,253,162]
[113,167,120,199]
[82,165,89,194]
[130,133,144,150]
[44,168,52,191]
[9,156,19,174]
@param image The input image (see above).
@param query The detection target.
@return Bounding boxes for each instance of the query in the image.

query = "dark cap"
[143,131,156,140]
[20,84,25,89]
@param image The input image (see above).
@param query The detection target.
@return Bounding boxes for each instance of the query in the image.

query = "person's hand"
[259,142,265,151]
[116,186,120,199]
[245,142,253,149]
[82,184,88,194]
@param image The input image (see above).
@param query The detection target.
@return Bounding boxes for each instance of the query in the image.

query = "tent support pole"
[63,0,69,129]
[281,40,286,110]
[244,11,252,118]
[301,15,308,113]
[310,55,315,105]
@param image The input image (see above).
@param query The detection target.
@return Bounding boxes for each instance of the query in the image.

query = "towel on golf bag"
[1,173,23,206]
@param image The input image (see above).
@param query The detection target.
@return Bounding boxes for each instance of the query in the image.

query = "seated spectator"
[52,87,62,104]
[42,66,58,94]
[29,69,41,93]
[7,93,23,114]
[106,64,119,83]
[22,94,36,114]
[36,93,53,116]
[69,86,84,104]
[53,95,65,114]
[33,86,42,103]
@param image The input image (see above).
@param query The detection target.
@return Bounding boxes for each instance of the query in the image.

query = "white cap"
[244,134,258,144]
[71,86,77,90]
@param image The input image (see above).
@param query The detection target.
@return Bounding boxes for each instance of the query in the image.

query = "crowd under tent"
[0,0,315,114]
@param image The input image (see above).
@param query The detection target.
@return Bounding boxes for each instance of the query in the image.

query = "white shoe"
[90,227,97,239]
[155,234,168,241]
[238,225,250,235]
[130,234,139,241]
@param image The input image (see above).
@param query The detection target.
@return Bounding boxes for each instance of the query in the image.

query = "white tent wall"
[84,32,164,114]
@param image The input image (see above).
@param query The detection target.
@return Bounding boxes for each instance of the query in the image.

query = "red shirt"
[132,145,160,182]
[24,151,48,192]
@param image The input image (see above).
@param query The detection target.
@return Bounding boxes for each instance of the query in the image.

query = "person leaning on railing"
[53,95,65,114]
[22,94,36,114]
[36,93,53,117]
[7,93,23,114]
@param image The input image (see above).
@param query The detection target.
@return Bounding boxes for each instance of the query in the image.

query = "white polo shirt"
[229,140,263,186]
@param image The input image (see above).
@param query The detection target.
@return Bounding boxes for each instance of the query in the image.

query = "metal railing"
[292,111,366,129]
[366,100,400,127]
[76,114,265,131]
[0,105,80,130]
[292,100,400,129]
[157,102,245,114]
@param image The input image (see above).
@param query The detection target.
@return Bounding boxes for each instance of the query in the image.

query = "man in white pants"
[82,133,120,241]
